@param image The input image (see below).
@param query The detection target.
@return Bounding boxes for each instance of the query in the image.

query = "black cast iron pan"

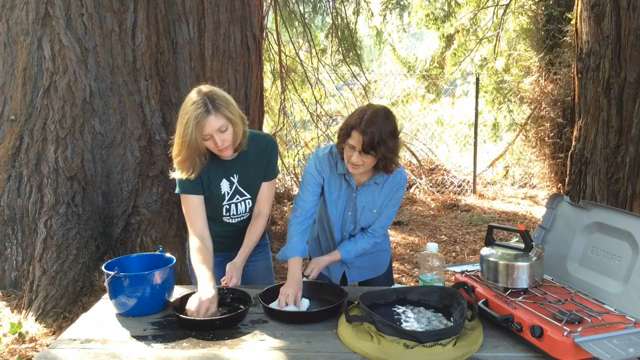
[258,280,348,323]
[172,287,252,331]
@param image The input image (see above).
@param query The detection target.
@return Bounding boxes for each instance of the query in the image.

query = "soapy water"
[392,305,452,331]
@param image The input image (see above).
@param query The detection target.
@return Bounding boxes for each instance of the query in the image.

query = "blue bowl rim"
[102,251,176,276]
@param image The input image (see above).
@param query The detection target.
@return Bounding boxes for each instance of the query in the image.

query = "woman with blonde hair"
[171,84,278,317]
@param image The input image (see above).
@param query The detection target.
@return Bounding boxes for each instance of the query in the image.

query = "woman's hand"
[220,258,245,287]
[304,251,341,279]
[185,287,219,318]
[278,272,303,308]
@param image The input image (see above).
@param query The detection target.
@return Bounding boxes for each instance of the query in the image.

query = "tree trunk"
[0,0,263,321]
[529,0,575,190]
[566,0,640,211]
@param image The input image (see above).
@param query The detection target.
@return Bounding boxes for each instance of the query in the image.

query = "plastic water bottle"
[418,242,446,286]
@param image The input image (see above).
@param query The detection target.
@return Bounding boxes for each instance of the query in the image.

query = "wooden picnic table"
[37,285,550,359]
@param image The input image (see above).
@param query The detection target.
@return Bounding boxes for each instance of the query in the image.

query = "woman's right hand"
[185,287,219,318]
[277,273,303,308]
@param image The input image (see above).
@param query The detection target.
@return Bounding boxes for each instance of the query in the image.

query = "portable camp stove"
[455,271,640,360]
[453,194,640,360]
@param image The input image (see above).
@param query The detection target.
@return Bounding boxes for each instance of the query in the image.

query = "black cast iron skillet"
[172,287,252,331]
[258,280,348,323]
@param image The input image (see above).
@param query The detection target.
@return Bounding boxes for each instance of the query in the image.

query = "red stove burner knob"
[529,325,544,339]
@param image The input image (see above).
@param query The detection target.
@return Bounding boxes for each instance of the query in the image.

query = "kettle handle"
[485,223,534,253]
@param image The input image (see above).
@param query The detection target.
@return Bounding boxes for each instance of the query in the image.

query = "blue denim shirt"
[276,144,407,284]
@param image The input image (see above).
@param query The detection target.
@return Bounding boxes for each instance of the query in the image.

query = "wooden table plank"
[37,285,551,359]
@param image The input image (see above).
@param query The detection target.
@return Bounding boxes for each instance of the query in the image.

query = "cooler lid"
[534,194,640,319]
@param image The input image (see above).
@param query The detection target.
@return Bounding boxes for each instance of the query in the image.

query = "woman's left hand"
[221,259,244,287]
[304,255,333,280]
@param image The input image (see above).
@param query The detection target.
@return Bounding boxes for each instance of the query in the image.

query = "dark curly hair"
[336,104,401,174]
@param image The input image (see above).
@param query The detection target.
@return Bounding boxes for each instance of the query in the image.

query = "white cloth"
[268,297,310,312]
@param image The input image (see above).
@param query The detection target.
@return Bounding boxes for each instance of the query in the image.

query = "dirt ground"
[1,187,550,359]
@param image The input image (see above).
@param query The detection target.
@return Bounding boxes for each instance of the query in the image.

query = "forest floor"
[1,186,551,359]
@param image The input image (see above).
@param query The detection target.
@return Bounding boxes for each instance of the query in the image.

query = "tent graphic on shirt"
[220,174,252,223]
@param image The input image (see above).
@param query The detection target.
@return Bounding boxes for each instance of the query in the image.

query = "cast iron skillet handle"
[343,302,373,324]
[485,223,533,253]
[477,298,520,332]
[451,282,478,321]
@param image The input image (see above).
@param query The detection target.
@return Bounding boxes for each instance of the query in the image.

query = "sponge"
[268,297,311,311]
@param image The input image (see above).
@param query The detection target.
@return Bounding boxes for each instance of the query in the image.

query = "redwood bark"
[530,0,575,189]
[0,0,263,321]
[566,0,640,211]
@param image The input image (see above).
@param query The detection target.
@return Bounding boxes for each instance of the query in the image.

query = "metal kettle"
[479,224,544,289]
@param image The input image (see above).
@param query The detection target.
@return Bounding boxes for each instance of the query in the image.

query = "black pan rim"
[173,288,252,321]
[258,280,348,313]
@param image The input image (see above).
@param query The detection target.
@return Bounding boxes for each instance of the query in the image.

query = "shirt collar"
[369,171,386,185]
[336,155,348,175]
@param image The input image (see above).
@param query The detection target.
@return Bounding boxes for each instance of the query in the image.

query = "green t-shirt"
[175,130,279,252]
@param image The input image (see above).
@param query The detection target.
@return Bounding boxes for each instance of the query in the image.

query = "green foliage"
[264,0,570,190]
[264,0,371,186]
[8,321,22,336]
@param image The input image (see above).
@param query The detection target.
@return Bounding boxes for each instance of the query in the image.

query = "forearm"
[324,250,342,264]
[234,211,270,264]
[287,256,304,279]
[189,233,216,290]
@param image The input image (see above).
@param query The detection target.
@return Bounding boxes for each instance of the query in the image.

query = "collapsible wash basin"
[102,249,176,317]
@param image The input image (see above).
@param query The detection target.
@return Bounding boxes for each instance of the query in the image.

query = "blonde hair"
[170,85,248,179]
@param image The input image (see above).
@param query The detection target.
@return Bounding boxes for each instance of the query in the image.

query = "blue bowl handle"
[156,245,165,253]
[104,268,119,289]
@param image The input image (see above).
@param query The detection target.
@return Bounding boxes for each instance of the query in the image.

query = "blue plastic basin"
[101,251,176,317]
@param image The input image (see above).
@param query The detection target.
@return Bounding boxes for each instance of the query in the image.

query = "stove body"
[455,271,640,359]
[455,195,640,360]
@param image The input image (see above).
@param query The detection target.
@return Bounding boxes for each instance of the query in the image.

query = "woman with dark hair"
[276,104,407,307]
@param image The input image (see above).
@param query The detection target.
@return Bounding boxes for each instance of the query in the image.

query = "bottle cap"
[426,242,439,253]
